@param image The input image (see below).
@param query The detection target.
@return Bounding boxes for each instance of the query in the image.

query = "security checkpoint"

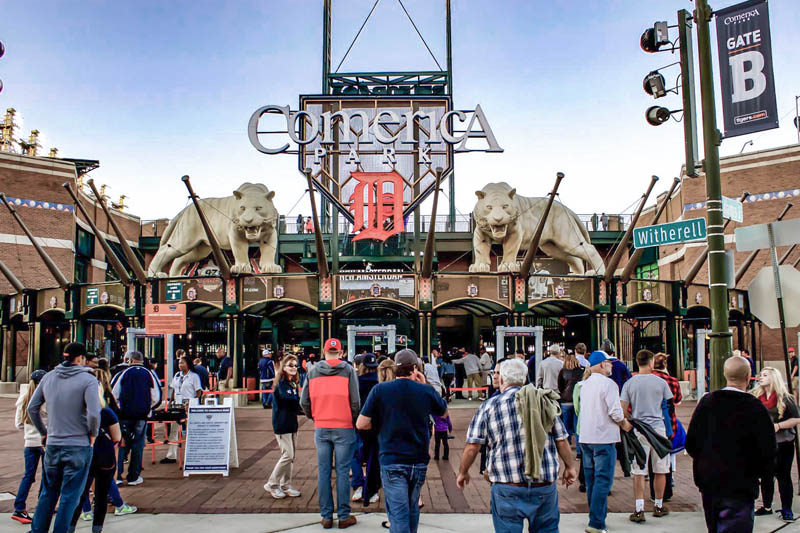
[495,325,544,383]
[347,324,396,361]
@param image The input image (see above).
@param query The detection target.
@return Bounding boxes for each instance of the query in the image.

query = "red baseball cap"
[323,338,343,353]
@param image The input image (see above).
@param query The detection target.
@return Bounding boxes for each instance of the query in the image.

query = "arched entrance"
[335,299,417,355]
[525,300,595,354]
[38,309,70,370]
[622,302,672,366]
[433,298,511,355]
[83,307,129,363]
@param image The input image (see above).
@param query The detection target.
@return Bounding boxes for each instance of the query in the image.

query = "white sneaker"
[369,493,379,504]
[284,487,301,497]
[264,483,286,499]
[351,487,363,501]
[127,476,144,486]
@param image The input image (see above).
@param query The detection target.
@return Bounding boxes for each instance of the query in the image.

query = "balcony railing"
[280,213,631,235]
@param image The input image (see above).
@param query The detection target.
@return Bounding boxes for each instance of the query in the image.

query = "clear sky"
[1,0,798,221]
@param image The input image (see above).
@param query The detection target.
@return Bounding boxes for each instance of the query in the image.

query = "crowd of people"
[10,337,799,533]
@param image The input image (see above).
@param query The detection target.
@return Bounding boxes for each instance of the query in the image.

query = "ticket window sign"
[86,288,99,306]
[165,282,183,302]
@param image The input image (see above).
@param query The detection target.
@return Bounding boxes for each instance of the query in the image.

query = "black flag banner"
[715,0,779,138]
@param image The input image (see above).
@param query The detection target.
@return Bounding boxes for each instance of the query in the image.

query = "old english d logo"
[348,171,404,242]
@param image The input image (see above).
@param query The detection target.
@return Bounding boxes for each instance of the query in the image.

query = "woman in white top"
[162,356,202,464]
[12,369,47,524]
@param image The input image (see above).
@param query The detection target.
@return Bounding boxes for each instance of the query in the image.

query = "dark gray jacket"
[28,363,101,446]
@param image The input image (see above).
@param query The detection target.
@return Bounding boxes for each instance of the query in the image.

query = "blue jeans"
[261,380,273,408]
[118,419,146,482]
[380,463,427,533]
[82,474,123,512]
[315,428,356,521]
[561,403,576,438]
[581,443,617,530]
[351,433,365,490]
[490,482,560,533]
[31,445,93,533]
[15,446,44,512]
[702,492,755,532]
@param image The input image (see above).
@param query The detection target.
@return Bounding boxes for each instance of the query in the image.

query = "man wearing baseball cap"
[27,342,101,533]
[357,349,448,533]
[579,350,633,533]
[300,338,360,529]
[258,348,276,409]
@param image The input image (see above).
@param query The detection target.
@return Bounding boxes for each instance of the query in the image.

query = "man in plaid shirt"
[456,359,577,532]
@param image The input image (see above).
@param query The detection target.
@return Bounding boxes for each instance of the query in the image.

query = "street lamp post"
[695,0,732,391]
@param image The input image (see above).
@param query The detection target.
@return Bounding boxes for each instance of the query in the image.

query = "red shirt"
[654,369,682,433]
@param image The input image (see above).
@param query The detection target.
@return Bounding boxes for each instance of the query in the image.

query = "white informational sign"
[748,265,800,329]
[735,218,800,251]
[722,196,743,223]
[184,397,239,476]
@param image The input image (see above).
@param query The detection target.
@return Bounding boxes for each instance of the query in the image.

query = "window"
[636,262,659,280]
[76,227,94,258]
[75,257,88,283]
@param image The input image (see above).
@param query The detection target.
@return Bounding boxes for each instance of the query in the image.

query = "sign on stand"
[145,303,186,335]
[633,218,707,249]
[184,397,239,477]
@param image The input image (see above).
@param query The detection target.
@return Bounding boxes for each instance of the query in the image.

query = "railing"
[280,213,631,235]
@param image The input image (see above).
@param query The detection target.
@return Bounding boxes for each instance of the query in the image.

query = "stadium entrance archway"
[334,299,416,356]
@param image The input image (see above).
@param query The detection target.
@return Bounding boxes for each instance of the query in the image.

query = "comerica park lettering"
[248,104,503,155]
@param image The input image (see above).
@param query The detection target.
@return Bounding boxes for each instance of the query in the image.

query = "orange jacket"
[299,359,360,429]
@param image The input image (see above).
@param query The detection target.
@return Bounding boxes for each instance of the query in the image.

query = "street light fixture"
[643,71,667,98]
[645,106,673,126]
[640,21,670,53]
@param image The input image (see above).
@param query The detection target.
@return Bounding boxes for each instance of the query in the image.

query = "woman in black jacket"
[265,354,302,499]
[557,351,584,447]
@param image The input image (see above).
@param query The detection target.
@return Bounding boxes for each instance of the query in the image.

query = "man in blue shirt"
[215,347,233,391]
[258,349,276,409]
[357,349,447,533]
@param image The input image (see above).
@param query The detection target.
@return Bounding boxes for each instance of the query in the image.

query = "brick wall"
[0,152,77,292]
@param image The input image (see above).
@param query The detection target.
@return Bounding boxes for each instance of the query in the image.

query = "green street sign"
[633,218,707,249]
[85,288,99,306]
[165,282,183,302]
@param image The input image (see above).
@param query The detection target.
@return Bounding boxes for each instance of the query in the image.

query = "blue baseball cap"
[588,350,612,366]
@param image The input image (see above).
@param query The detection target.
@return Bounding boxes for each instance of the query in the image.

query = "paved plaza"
[1,395,798,532]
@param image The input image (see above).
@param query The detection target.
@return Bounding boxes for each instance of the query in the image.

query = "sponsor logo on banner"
[715,0,779,137]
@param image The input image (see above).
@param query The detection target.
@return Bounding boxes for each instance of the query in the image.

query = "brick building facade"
[637,143,800,362]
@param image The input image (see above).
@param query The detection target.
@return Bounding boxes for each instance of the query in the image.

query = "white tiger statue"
[470,182,605,275]
[148,182,282,277]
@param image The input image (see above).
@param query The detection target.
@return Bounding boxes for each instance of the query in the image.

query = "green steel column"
[695,0,732,391]
[1,325,8,382]
[445,0,455,230]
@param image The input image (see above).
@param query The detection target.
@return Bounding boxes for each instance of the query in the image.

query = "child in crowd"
[432,413,453,461]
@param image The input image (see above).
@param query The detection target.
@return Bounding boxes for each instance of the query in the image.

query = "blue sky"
[1,0,798,221]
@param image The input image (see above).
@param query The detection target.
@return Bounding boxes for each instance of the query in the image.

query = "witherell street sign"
[633,218,707,249]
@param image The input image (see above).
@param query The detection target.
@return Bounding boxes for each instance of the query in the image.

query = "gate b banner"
[715,0,778,138]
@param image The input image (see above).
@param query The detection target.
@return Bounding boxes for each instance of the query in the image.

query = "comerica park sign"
[247,95,504,242]
[248,102,502,155]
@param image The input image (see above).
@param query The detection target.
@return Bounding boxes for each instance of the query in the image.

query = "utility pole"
[695,0,732,391]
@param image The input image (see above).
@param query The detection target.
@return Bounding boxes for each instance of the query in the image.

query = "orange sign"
[145,303,187,335]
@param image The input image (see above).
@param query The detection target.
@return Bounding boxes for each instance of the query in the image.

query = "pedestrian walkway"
[1,511,796,532]
[0,395,792,520]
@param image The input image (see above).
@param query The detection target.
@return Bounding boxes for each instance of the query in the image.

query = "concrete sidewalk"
[4,512,798,533]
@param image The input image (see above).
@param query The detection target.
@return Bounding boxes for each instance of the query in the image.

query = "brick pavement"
[0,397,714,515]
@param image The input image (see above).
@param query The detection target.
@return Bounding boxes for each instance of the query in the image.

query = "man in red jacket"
[300,338,360,529]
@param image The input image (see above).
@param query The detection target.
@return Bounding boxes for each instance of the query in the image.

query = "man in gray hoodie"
[27,342,100,533]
